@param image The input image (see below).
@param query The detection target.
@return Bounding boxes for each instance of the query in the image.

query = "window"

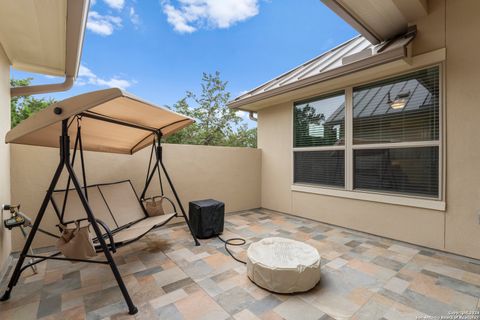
[294,92,345,187]
[293,66,441,199]
[294,150,345,187]
[294,92,345,147]
[354,147,439,197]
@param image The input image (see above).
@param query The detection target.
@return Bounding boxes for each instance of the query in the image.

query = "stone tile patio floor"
[1,209,480,320]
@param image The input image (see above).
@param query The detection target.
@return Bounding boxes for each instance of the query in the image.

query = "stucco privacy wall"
[10,144,261,250]
[0,46,11,274]
[443,0,480,259]
[258,0,480,259]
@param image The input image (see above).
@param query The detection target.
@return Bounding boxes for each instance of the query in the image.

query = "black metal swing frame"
[0,114,200,315]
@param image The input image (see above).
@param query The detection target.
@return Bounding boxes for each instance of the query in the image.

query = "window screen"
[294,93,345,147]
[294,151,345,187]
[353,67,439,144]
[354,147,439,197]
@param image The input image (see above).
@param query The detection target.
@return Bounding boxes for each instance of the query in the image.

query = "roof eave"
[320,0,382,45]
[228,45,409,111]
[319,0,428,45]
[228,46,408,111]
[10,0,89,97]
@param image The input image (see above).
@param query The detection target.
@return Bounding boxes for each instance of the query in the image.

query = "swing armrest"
[94,219,116,253]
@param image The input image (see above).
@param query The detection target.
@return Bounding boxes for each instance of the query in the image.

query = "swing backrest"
[97,181,147,227]
[52,180,147,230]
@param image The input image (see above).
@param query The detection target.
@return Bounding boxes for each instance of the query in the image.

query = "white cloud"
[163,4,196,33]
[129,7,141,28]
[78,65,96,78]
[162,0,259,33]
[236,110,249,120]
[78,65,134,90]
[96,78,133,89]
[103,0,125,10]
[87,11,122,36]
[43,74,63,80]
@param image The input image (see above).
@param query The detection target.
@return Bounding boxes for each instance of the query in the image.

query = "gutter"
[10,0,89,97]
[11,77,75,97]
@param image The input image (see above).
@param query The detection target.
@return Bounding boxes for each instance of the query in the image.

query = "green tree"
[10,78,56,128]
[225,124,257,148]
[166,72,257,148]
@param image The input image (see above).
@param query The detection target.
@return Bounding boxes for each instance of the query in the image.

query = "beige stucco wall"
[443,0,480,258]
[257,0,480,259]
[0,45,11,273]
[257,103,292,213]
[258,101,445,250]
[410,0,445,56]
[10,143,261,250]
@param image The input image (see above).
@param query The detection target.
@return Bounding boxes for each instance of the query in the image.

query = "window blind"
[294,151,345,187]
[354,147,439,197]
[294,93,345,147]
[353,67,439,145]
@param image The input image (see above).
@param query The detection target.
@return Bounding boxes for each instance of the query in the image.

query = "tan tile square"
[175,290,228,320]
[384,277,410,294]
[325,257,348,270]
[234,309,261,320]
[0,301,40,320]
[204,252,231,268]
[149,288,188,309]
[409,273,452,304]
[40,305,86,320]
[274,297,324,320]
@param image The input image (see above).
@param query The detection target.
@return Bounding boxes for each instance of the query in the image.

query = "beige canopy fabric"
[6,88,194,154]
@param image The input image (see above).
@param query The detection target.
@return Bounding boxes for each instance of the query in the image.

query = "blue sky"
[12,0,357,126]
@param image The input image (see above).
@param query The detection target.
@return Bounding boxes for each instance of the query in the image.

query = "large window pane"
[353,67,439,144]
[294,150,345,187]
[294,93,345,147]
[354,147,439,197]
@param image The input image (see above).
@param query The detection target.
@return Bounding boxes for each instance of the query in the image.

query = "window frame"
[291,64,444,209]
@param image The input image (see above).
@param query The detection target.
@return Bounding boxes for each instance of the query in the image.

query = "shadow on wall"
[9,143,261,250]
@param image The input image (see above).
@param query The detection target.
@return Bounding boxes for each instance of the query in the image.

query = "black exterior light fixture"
[387,91,410,110]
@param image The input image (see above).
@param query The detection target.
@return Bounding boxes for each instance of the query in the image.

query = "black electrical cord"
[217,235,247,264]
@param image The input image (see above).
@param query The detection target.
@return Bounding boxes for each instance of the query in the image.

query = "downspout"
[10,0,89,97]
[10,77,74,97]
[249,111,258,122]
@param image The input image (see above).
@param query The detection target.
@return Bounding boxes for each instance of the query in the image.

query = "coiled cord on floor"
[217,235,247,264]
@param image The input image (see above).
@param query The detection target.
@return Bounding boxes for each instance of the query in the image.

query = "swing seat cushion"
[101,213,175,243]
[52,180,176,245]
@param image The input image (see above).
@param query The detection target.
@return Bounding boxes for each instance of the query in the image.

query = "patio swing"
[0,88,200,315]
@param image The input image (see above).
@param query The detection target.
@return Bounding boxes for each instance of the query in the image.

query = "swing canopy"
[6,88,194,154]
